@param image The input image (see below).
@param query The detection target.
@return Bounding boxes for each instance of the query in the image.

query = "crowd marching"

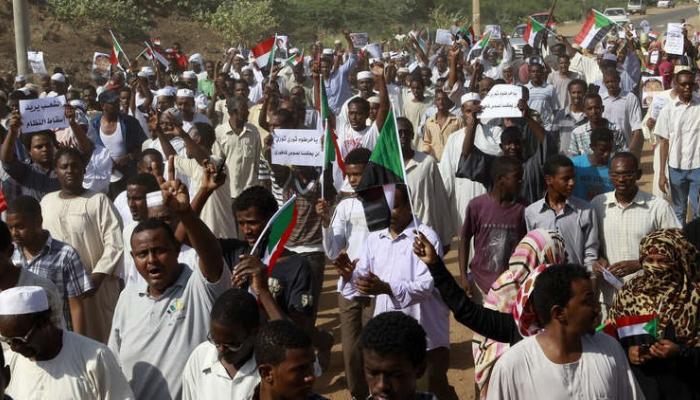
[0,6,700,400]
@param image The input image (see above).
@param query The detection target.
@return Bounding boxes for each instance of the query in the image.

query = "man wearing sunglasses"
[0,286,133,399]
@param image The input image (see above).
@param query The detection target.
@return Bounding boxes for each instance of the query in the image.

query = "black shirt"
[219,238,315,317]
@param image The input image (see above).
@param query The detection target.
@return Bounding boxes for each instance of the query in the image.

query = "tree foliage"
[47,0,149,35]
[206,0,279,47]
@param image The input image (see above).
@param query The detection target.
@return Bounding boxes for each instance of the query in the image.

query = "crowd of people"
[0,14,699,400]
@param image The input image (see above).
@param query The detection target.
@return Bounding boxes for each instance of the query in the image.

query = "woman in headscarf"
[414,229,566,399]
[473,229,566,399]
[609,228,700,400]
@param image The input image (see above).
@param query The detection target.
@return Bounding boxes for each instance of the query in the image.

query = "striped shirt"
[12,233,93,329]
[568,119,627,156]
[552,107,587,154]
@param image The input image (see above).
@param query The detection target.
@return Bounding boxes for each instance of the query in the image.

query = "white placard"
[364,43,382,59]
[485,25,502,40]
[271,129,323,167]
[435,29,454,45]
[650,95,669,120]
[649,50,659,64]
[350,33,369,47]
[19,96,68,133]
[478,84,523,119]
[664,23,685,55]
[27,51,47,74]
[92,52,111,79]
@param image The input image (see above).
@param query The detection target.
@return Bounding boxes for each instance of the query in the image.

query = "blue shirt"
[572,154,613,201]
[324,54,358,115]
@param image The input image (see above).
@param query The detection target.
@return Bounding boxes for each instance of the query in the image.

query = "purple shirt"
[461,194,527,293]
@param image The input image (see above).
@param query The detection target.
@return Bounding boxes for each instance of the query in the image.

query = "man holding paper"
[591,152,679,318]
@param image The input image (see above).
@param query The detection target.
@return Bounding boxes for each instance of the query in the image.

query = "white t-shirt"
[100,122,126,159]
[336,122,380,158]
[487,333,643,400]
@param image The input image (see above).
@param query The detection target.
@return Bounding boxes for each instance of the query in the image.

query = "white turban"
[176,88,195,98]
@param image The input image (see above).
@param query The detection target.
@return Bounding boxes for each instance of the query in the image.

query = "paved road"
[631,4,699,30]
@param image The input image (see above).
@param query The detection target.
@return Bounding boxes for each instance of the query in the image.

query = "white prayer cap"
[157,86,177,97]
[241,65,253,72]
[357,71,374,81]
[367,96,380,104]
[140,66,155,76]
[69,99,87,111]
[14,75,26,83]
[322,48,334,56]
[461,92,481,105]
[51,73,65,83]
[176,88,195,98]
[289,47,300,55]
[397,67,409,74]
[188,53,203,63]
[182,70,197,80]
[0,286,49,315]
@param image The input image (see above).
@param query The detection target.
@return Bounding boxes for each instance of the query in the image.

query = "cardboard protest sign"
[271,129,323,167]
[435,29,454,45]
[664,23,684,55]
[479,84,523,119]
[92,52,111,79]
[641,76,664,108]
[19,96,68,133]
[350,33,369,47]
[27,51,47,74]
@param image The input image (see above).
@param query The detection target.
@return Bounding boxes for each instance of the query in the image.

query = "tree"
[206,0,279,47]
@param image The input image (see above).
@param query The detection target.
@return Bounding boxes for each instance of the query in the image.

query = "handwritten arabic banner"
[19,96,68,133]
[271,129,323,167]
[479,84,523,119]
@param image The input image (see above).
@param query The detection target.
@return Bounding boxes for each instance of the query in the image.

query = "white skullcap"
[182,70,197,79]
[461,92,481,105]
[188,53,203,63]
[241,65,253,72]
[157,86,177,97]
[289,47,300,55]
[322,48,334,56]
[51,73,65,83]
[15,75,26,83]
[397,67,409,74]
[176,88,195,98]
[140,66,155,76]
[357,71,374,81]
[0,286,49,315]
[69,99,87,111]
[367,96,380,104]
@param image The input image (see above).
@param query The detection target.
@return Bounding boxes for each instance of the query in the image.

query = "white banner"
[478,84,523,119]
[435,29,454,45]
[271,129,323,167]
[27,51,47,74]
[664,23,684,55]
[19,96,68,133]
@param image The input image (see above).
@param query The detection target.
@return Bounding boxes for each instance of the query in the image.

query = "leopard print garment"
[609,228,700,347]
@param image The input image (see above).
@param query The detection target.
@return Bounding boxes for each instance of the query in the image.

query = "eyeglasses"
[0,323,37,347]
[207,332,243,353]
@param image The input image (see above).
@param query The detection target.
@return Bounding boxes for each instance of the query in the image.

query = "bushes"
[205,0,279,47]
[47,0,149,36]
